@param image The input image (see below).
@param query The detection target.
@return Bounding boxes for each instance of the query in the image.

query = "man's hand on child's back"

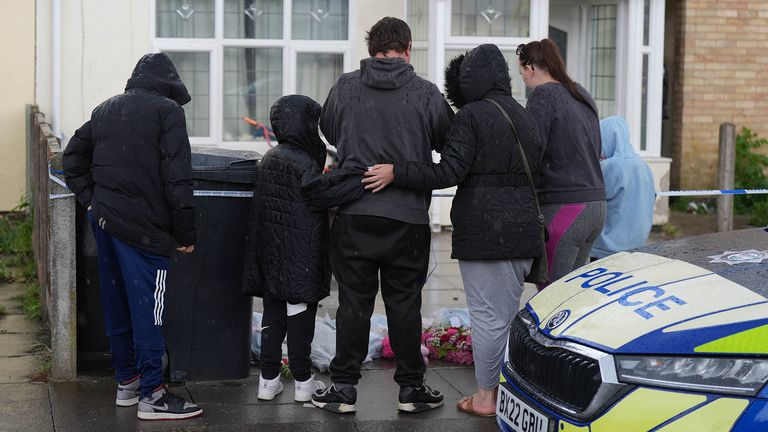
[176,245,195,254]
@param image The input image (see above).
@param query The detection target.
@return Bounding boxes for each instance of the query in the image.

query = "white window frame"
[150,0,354,152]
[407,0,664,158]
[409,0,549,92]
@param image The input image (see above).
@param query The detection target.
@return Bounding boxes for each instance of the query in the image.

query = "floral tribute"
[421,325,474,365]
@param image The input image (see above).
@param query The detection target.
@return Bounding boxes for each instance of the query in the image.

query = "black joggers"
[329,214,430,388]
[260,296,318,382]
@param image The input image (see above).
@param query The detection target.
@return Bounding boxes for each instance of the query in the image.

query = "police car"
[498,228,768,432]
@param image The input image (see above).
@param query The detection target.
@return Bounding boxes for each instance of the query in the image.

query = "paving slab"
[0,355,39,383]
[0,333,38,356]
[433,368,481,397]
[49,380,206,432]
[0,314,39,334]
[0,383,54,432]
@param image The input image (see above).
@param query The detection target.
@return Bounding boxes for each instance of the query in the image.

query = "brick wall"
[671,0,768,189]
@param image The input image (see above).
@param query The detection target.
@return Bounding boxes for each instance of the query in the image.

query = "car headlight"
[616,356,768,396]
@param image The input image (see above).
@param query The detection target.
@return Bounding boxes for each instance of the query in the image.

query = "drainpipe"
[52,0,61,139]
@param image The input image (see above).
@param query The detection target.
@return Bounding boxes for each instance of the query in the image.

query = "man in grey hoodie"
[311,17,454,414]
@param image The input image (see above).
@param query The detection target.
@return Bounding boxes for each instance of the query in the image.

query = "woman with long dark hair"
[516,38,607,286]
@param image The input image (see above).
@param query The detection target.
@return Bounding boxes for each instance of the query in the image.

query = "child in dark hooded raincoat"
[241,95,364,403]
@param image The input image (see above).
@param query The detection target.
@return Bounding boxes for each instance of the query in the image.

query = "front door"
[549,1,624,118]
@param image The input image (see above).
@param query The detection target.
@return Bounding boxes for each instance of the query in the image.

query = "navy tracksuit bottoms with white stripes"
[90,213,168,397]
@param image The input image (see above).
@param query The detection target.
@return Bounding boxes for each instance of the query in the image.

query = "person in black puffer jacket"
[62,53,201,420]
[363,44,543,416]
[241,95,365,403]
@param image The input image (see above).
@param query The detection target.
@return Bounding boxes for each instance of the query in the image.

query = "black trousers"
[260,295,318,382]
[329,214,430,387]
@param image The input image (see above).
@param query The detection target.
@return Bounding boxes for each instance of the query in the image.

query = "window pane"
[156,0,215,38]
[292,0,348,40]
[589,5,617,118]
[408,0,429,42]
[643,0,650,46]
[164,51,210,137]
[297,53,343,105]
[444,49,527,104]
[224,0,283,39]
[223,48,283,141]
[451,0,530,37]
[411,48,428,78]
[641,54,649,151]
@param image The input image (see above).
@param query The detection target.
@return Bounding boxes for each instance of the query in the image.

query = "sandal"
[456,395,496,418]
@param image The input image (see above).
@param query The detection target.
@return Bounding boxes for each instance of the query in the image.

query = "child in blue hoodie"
[590,116,656,259]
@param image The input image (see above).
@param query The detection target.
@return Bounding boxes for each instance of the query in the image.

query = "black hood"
[125,53,191,106]
[445,44,511,108]
[270,95,326,170]
[360,57,416,90]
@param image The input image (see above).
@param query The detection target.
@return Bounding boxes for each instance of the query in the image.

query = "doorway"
[549,1,625,118]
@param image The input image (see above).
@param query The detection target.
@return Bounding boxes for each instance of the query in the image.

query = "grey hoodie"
[320,57,454,224]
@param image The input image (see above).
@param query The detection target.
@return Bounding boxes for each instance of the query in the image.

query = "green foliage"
[0,266,13,283]
[734,127,768,226]
[21,282,41,321]
[0,304,7,316]
[0,212,33,256]
[661,223,681,238]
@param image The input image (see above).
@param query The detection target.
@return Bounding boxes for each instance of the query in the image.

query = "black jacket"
[393,44,544,260]
[241,95,365,304]
[63,53,195,257]
[320,57,454,224]
[526,82,605,204]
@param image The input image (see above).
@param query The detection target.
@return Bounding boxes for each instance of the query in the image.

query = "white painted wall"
[351,1,407,62]
[38,0,152,147]
[0,1,35,210]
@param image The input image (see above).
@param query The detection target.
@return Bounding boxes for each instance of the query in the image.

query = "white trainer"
[258,374,284,401]
[294,374,326,402]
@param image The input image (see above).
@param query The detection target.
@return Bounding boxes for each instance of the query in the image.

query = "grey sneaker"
[137,385,203,420]
[116,376,141,407]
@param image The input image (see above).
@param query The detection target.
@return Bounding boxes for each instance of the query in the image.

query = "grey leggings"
[459,259,532,390]
[542,201,607,284]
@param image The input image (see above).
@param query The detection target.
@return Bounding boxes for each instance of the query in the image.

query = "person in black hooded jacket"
[241,95,365,403]
[363,44,543,416]
[62,53,201,420]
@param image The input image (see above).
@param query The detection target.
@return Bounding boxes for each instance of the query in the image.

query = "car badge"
[547,310,570,330]
[708,250,768,265]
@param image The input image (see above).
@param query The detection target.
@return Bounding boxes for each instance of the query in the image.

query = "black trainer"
[398,384,444,413]
[137,385,203,420]
[311,384,357,414]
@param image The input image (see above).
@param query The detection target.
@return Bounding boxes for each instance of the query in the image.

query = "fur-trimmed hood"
[444,44,512,108]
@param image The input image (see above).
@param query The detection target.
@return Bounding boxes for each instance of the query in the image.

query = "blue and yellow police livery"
[497,228,768,432]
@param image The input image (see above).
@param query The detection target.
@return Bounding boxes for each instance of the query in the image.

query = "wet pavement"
[0,232,499,432]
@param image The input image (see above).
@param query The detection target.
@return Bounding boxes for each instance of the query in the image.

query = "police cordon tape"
[46,166,768,201]
[189,189,768,199]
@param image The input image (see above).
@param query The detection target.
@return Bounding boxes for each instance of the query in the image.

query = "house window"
[165,51,211,137]
[451,0,530,37]
[153,0,350,149]
[407,0,539,105]
[589,4,618,117]
[157,0,215,38]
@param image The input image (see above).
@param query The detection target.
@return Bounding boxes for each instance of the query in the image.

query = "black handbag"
[486,99,549,285]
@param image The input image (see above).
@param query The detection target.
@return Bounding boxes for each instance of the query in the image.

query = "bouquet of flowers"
[421,325,473,365]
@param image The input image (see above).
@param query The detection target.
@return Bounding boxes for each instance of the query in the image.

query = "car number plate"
[496,384,550,432]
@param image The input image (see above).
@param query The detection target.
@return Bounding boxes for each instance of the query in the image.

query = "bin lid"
[191,147,260,170]
[191,147,260,184]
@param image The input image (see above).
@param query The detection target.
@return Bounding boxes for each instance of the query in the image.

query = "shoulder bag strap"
[485,98,545,227]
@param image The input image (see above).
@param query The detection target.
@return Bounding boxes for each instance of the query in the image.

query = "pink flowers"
[421,325,474,365]
[381,337,430,365]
